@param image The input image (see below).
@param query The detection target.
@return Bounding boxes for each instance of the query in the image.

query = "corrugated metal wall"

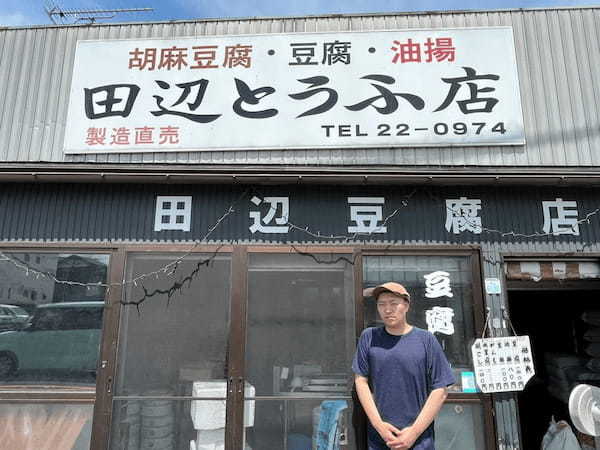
[2,7,600,166]
[1,183,598,244]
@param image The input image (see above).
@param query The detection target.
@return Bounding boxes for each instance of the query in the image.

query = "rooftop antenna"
[44,1,153,25]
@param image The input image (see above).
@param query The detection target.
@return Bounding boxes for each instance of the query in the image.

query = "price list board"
[471,336,534,393]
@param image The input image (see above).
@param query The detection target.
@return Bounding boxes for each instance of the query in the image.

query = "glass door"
[109,251,232,450]
[243,251,356,450]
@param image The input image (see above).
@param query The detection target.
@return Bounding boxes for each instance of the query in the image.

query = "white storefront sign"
[65,27,524,154]
[472,336,534,393]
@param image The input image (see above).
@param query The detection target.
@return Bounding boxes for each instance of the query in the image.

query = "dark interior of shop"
[508,288,600,450]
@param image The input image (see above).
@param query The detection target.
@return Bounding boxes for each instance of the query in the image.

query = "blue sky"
[2,0,600,26]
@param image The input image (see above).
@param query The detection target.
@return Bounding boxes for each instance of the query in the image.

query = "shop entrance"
[106,248,358,450]
[508,285,600,449]
[100,246,496,450]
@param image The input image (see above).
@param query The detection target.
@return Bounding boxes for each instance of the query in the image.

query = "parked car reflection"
[0,302,103,381]
[0,304,30,331]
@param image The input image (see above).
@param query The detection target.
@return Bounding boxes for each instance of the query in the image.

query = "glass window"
[115,253,231,396]
[246,398,353,450]
[62,308,103,330]
[0,252,109,386]
[31,307,66,330]
[363,255,478,391]
[9,305,28,316]
[435,402,487,450]
[246,253,355,397]
[111,252,231,450]
[111,399,229,450]
[245,253,356,449]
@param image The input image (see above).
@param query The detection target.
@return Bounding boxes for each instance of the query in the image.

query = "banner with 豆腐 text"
[64,27,525,154]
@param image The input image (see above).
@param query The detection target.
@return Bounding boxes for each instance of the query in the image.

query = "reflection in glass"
[0,403,93,449]
[0,253,109,385]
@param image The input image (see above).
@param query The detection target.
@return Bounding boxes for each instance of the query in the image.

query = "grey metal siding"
[2,7,600,167]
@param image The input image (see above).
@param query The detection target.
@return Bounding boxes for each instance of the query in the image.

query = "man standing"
[352,282,455,450]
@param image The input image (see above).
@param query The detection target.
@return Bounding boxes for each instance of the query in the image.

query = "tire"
[0,353,16,378]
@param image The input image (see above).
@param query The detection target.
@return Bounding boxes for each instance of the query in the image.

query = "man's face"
[376,291,410,328]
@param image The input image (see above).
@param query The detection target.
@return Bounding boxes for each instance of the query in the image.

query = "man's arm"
[387,386,448,450]
[354,374,401,442]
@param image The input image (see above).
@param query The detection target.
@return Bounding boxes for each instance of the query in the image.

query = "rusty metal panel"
[1,7,600,166]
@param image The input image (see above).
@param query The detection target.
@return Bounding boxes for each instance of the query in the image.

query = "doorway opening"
[508,285,600,449]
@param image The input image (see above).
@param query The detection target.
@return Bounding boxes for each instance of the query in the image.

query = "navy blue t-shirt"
[352,326,456,450]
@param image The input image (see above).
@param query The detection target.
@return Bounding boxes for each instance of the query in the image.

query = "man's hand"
[385,425,419,449]
[374,421,401,444]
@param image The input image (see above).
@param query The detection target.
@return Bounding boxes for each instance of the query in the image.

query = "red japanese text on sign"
[85,126,180,146]
[128,45,253,70]
[391,38,456,64]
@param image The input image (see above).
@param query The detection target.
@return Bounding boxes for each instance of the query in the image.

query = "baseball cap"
[363,282,410,302]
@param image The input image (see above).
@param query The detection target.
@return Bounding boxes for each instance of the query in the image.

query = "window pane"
[363,255,476,390]
[246,253,355,397]
[0,253,109,386]
[115,253,231,396]
[248,398,354,450]
[435,402,487,450]
[111,399,224,450]
[111,393,256,449]
[0,403,93,449]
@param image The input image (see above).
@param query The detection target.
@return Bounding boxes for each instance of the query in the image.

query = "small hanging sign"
[471,335,534,393]
[484,277,502,295]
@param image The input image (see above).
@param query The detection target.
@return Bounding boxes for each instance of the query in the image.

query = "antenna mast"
[44,2,153,25]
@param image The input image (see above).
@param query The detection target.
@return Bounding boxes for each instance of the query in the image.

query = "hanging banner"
[472,336,535,393]
[64,27,524,154]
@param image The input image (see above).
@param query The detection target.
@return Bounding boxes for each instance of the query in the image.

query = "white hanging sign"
[471,336,534,393]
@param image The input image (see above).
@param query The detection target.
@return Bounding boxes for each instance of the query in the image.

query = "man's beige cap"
[363,282,410,302]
